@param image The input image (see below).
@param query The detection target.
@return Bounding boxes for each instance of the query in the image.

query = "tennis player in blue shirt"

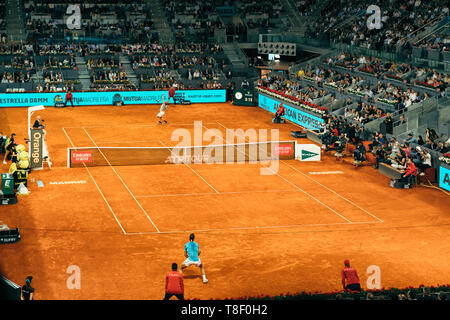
[180,233,208,284]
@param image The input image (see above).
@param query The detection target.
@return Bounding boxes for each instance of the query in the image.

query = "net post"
[67,148,71,168]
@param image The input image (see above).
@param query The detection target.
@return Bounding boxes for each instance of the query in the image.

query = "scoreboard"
[232,89,255,106]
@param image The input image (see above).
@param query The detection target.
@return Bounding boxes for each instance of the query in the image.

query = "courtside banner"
[71,150,93,164]
[0,90,226,107]
[258,93,324,130]
[30,128,43,169]
[273,144,294,157]
[439,164,450,192]
[295,143,321,162]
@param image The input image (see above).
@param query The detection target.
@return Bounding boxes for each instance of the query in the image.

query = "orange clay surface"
[0,102,449,300]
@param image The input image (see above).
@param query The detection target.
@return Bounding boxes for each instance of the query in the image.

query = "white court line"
[125,220,383,236]
[82,128,161,233]
[213,122,353,224]
[62,127,127,235]
[63,122,218,129]
[284,163,384,223]
[135,189,297,198]
[158,140,220,194]
[216,121,384,223]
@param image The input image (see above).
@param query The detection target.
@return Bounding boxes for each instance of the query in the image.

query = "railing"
[415,22,449,46]
[403,13,449,47]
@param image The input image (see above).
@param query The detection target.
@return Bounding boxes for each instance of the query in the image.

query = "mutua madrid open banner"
[258,94,324,130]
[0,90,226,108]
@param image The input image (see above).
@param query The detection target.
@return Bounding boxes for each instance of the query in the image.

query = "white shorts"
[157,111,165,118]
[183,258,202,267]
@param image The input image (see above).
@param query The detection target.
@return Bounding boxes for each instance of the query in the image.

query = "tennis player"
[156,95,168,125]
[180,233,208,284]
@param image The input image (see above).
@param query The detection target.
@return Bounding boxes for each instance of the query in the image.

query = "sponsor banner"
[439,165,450,192]
[258,93,324,130]
[49,181,87,185]
[0,228,21,244]
[30,129,43,169]
[54,94,65,107]
[71,150,93,164]
[295,144,321,162]
[0,90,226,107]
[273,144,294,157]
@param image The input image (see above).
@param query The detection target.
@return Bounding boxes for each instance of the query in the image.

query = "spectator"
[417,135,425,146]
[164,263,184,300]
[404,133,417,144]
[384,113,394,135]
[417,149,432,176]
[341,259,361,292]
[353,141,366,166]
[401,158,417,186]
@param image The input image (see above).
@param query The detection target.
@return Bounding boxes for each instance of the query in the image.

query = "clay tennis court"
[0,102,449,299]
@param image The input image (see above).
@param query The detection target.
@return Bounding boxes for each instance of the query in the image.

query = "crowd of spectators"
[1,71,33,83]
[325,52,449,89]
[164,0,223,41]
[25,0,155,42]
[140,69,174,83]
[122,42,222,55]
[305,0,448,53]
[295,0,316,16]
[12,56,35,69]
[90,69,128,83]
[90,82,137,91]
[43,55,76,69]
[0,43,33,55]
[42,70,63,83]
[235,0,285,29]
[87,57,119,69]
[183,67,221,81]
[131,55,171,69]
[414,31,450,52]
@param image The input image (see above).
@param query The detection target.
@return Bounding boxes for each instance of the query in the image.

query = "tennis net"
[67,141,296,168]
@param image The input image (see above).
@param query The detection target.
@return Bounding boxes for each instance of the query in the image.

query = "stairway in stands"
[278,0,304,34]
[5,0,26,42]
[147,0,174,43]
[119,54,139,88]
[222,43,247,70]
[281,0,333,36]
[74,56,91,91]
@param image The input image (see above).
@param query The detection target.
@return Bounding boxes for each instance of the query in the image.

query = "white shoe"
[203,278,208,284]
[2,161,6,164]
[419,172,425,176]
